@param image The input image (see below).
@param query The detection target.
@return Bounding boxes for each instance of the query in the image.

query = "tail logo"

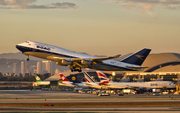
[72,76,76,81]
[61,76,65,80]
[85,78,90,83]
[135,55,144,61]
[36,76,40,81]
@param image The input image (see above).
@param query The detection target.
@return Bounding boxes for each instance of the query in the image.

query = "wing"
[47,54,121,62]
[46,54,121,70]
[91,54,121,62]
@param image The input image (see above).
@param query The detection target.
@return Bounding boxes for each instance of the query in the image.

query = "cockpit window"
[25,41,29,43]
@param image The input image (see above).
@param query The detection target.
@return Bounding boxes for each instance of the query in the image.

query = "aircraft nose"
[16,45,21,51]
[16,44,25,52]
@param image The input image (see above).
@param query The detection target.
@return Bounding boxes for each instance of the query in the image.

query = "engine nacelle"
[56,59,73,66]
[81,59,93,65]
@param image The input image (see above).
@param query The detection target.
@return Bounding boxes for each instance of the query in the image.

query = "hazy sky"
[0,0,180,56]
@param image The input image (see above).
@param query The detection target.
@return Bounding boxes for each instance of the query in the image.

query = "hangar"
[112,53,180,82]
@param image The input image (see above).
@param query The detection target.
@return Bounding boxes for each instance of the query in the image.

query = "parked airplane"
[69,74,88,88]
[16,41,151,72]
[33,74,50,86]
[59,73,75,87]
[59,73,95,89]
[97,71,176,90]
[83,72,104,89]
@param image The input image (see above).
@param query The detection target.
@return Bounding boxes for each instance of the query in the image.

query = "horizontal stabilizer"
[126,66,149,70]
[126,66,149,69]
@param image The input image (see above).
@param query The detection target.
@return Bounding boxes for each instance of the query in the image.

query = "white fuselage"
[74,82,89,88]
[102,81,175,89]
[33,81,50,86]
[59,82,75,87]
[59,81,88,88]
[85,82,103,89]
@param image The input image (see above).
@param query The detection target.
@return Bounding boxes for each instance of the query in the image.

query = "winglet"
[109,54,121,59]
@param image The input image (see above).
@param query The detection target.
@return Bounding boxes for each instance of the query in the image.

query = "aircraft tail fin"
[70,74,81,83]
[34,74,42,82]
[83,72,95,83]
[59,73,69,82]
[96,71,111,84]
[121,48,151,66]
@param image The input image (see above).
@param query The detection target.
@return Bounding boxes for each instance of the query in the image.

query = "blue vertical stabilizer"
[121,48,151,65]
[70,74,81,83]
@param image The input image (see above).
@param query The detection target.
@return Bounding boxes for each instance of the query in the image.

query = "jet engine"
[81,59,93,65]
[57,59,73,66]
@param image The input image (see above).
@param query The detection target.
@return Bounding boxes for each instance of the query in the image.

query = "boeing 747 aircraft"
[16,41,151,72]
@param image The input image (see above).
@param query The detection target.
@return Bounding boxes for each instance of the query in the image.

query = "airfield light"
[112,72,116,76]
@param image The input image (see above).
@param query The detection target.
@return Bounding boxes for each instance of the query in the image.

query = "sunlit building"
[13,63,17,75]
[42,61,51,73]
[37,61,42,74]
[21,61,25,75]
[51,61,56,74]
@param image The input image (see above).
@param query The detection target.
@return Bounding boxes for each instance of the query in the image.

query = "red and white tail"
[96,71,111,84]
[59,73,69,82]
[83,72,95,83]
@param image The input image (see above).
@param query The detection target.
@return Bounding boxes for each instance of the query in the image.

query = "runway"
[0,90,180,112]
[0,107,180,112]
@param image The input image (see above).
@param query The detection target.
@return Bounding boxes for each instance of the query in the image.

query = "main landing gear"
[69,65,82,72]
[71,68,82,72]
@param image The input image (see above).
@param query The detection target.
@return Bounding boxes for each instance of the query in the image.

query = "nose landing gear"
[26,55,30,61]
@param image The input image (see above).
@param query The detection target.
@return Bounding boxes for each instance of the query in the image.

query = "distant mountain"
[0,52,42,61]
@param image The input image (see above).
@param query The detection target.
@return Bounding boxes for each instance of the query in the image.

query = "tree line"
[0,72,51,82]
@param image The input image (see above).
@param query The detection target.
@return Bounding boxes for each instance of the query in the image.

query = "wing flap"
[91,54,121,62]
[47,54,121,62]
